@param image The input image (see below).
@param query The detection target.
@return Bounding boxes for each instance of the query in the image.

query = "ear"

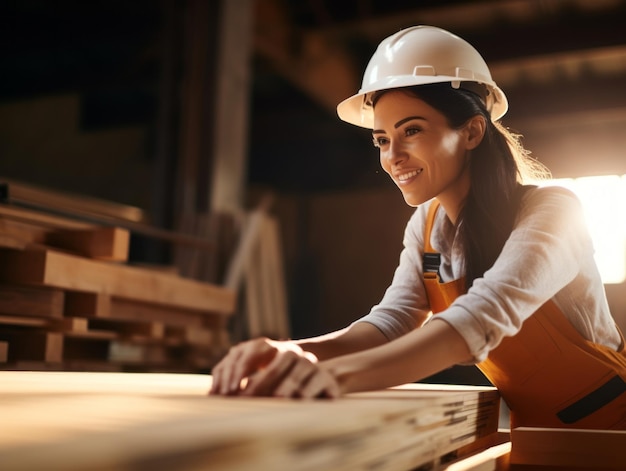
[464,115,486,150]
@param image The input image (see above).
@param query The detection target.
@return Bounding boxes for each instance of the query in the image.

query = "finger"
[273,359,316,398]
[228,339,278,393]
[210,338,279,396]
[242,351,298,396]
[209,357,227,395]
[299,370,341,399]
[209,348,242,395]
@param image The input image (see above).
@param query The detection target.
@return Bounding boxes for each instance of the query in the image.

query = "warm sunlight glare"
[545,175,626,284]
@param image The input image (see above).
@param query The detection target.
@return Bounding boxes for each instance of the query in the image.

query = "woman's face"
[372,90,477,221]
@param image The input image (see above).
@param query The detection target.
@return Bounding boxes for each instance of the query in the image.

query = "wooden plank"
[95,319,165,339]
[0,213,129,261]
[245,243,263,337]
[510,427,626,469]
[441,441,511,471]
[0,374,500,471]
[0,283,64,318]
[65,291,227,331]
[439,431,511,471]
[224,195,273,290]
[0,232,29,250]
[165,325,214,346]
[0,248,236,313]
[1,200,218,256]
[0,340,7,362]
[0,331,63,363]
[0,216,48,245]
[64,291,111,317]
[110,298,211,328]
[5,361,117,372]
[46,226,130,261]
[242,215,287,339]
[1,179,147,223]
[0,314,51,328]
[0,203,94,230]
[0,371,211,395]
[261,215,289,338]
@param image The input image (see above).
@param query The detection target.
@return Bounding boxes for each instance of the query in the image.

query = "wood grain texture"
[46,226,130,261]
[0,283,64,318]
[0,372,500,471]
[0,248,236,313]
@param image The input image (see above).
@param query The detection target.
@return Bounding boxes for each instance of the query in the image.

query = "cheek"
[439,132,464,157]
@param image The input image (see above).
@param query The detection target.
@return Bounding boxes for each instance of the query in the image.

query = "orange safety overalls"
[423,200,626,429]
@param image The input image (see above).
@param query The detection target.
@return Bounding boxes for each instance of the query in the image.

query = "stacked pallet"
[0,200,237,372]
[0,372,502,471]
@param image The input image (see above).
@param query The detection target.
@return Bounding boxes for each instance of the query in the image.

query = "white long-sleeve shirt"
[356,185,621,362]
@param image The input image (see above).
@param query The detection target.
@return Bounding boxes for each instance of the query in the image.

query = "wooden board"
[1,179,147,223]
[0,286,230,372]
[0,283,64,318]
[510,427,626,469]
[0,203,93,231]
[64,292,222,328]
[0,372,500,471]
[45,226,130,261]
[0,331,63,363]
[0,211,128,261]
[0,248,236,313]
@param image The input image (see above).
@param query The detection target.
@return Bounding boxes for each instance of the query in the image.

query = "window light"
[543,175,626,284]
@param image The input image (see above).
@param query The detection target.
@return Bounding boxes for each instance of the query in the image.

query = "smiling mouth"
[397,169,423,183]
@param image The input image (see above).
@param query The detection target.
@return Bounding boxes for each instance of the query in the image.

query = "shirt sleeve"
[353,203,432,340]
[435,186,594,361]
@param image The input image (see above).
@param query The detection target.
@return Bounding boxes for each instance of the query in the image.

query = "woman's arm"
[295,322,388,360]
[322,319,472,395]
[209,321,388,395]
[242,318,471,399]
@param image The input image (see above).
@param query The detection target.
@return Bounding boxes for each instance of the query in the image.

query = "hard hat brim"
[337,79,508,129]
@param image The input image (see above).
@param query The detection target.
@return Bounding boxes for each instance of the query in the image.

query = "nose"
[383,140,408,165]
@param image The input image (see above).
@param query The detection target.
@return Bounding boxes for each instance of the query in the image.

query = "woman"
[210,26,626,430]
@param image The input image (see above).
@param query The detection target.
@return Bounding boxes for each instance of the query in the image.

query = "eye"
[405,126,422,137]
[372,136,389,148]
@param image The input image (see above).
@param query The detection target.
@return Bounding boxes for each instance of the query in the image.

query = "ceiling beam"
[254,0,361,112]
[252,0,626,114]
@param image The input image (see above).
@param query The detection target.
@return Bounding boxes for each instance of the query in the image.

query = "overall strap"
[422,199,466,312]
[423,200,440,253]
[423,200,442,278]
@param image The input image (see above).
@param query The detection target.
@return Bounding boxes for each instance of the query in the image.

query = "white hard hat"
[337,25,508,128]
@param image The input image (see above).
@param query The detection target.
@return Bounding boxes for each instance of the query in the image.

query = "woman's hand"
[209,337,284,395]
[242,352,341,399]
[209,337,341,398]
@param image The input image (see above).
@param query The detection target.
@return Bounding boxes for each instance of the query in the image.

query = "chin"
[401,193,423,208]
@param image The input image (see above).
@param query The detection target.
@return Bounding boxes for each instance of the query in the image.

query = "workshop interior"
[1,1,626,470]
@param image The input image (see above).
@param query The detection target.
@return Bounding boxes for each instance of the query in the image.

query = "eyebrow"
[372,116,427,134]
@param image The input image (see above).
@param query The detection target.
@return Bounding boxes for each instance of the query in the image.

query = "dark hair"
[375,83,549,288]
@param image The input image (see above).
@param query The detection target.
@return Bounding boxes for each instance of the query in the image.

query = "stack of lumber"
[0,371,501,471]
[0,195,237,372]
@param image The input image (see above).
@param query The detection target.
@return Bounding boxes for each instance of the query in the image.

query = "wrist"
[320,358,352,395]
